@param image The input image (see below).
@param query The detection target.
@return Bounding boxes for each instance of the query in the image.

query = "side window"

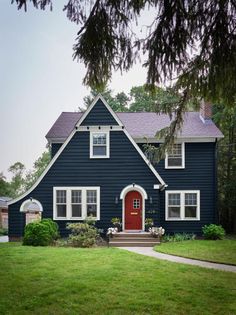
[165,143,185,169]
[90,132,110,158]
[166,191,200,221]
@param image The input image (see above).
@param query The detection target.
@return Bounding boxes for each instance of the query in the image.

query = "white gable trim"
[8,94,166,205]
[76,94,124,127]
[123,129,166,186]
[8,129,77,206]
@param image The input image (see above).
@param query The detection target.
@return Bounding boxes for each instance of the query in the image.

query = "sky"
[0,1,153,180]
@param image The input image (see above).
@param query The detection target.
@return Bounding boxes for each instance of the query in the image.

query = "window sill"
[165,218,200,221]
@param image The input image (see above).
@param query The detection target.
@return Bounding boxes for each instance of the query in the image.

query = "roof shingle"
[46,111,223,141]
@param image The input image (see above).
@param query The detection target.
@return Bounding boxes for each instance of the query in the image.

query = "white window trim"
[90,131,110,159]
[165,142,185,169]
[53,187,100,221]
[165,190,200,221]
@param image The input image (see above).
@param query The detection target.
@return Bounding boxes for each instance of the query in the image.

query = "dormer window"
[90,131,110,158]
[165,143,185,169]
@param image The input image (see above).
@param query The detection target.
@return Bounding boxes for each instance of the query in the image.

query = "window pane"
[57,205,66,217]
[168,194,180,206]
[168,157,182,167]
[93,133,106,145]
[133,199,140,209]
[87,190,97,203]
[87,204,97,217]
[170,144,182,156]
[56,190,66,203]
[72,204,82,217]
[185,193,197,205]
[185,206,197,218]
[168,207,181,218]
[72,190,81,203]
[93,146,106,156]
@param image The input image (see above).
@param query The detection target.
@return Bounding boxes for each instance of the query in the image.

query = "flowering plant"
[149,227,165,238]
[106,227,118,236]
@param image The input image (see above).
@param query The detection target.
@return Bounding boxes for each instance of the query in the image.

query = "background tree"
[8,162,25,198]
[0,173,12,197]
[83,87,129,112]
[24,150,50,191]
[213,105,236,233]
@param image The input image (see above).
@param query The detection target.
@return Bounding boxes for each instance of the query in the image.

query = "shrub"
[162,233,196,242]
[23,221,52,246]
[0,228,8,236]
[202,224,225,240]
[41,219,59,240]
[67,222,99,248]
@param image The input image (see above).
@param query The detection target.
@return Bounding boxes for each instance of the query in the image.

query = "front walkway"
[0,236,8,243]
[119,247,236,273]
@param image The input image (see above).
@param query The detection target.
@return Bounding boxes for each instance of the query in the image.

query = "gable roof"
[9,95,165,206]
[46,111,223,142]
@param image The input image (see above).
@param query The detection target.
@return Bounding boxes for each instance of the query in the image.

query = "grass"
[0,243,236,315]
[155,239,236,265]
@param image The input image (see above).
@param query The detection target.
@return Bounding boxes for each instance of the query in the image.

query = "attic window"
[90,131,110,158]
[165,143,185,169]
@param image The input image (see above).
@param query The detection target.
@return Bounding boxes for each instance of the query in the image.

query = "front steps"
[109,232,160,247]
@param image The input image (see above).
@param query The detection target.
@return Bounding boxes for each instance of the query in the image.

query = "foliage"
[40,218,59,240]
[111,217,121,226]
[8,162,25,198]
[149,227,165,238]
[155,239,236,265]
[145,218,154,227]
[66,222,99,247]
[12,1,236,139]
[23,221,53,246]
[0,228,8,236]
[83,215,96,226]
[24,150,50,191]
[213,104,236,233]
[0,149,50,199]
[1,244,236,315]
[202,224,226,240]
[83,87,129,112]
[162,233,196,243]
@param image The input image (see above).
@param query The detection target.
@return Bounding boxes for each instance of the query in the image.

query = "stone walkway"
[119,247,236,273]
[0,236,8,243]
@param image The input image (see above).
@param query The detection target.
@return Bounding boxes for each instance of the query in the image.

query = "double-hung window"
[90,131,110,158]
[165,191,200,221]
[53,187,100,220]
[165,143,185,169]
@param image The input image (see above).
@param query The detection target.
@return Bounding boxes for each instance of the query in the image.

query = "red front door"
[125,191,142,230]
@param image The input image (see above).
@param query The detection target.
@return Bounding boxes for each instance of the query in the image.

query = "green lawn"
[155,239,236,265]
[0,243,236,315]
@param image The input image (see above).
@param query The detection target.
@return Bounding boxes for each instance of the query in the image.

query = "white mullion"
[67,188,71,220]
[82,188,86,219]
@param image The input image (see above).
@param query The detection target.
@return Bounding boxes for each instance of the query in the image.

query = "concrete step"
[113,233,152,238]
[110,237,159,242]
[109,241,160,247]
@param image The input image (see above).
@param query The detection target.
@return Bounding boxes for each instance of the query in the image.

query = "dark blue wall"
[9,131,160,238]
[81,99,119,126]
[51,143,63,158]
[139,142,217,234]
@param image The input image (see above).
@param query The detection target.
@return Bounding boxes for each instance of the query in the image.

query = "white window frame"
[53,187,100,220]
[165,142,185,169]
[90,131,110,159]
[165,190,200,221]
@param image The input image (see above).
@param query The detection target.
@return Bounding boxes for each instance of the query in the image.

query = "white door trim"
[120,184,147,231]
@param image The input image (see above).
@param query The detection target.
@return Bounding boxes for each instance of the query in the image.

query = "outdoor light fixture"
[149,196,153,204]
[115,197,118,204]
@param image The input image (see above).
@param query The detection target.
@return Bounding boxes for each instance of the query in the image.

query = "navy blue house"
[8,95,223,239]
